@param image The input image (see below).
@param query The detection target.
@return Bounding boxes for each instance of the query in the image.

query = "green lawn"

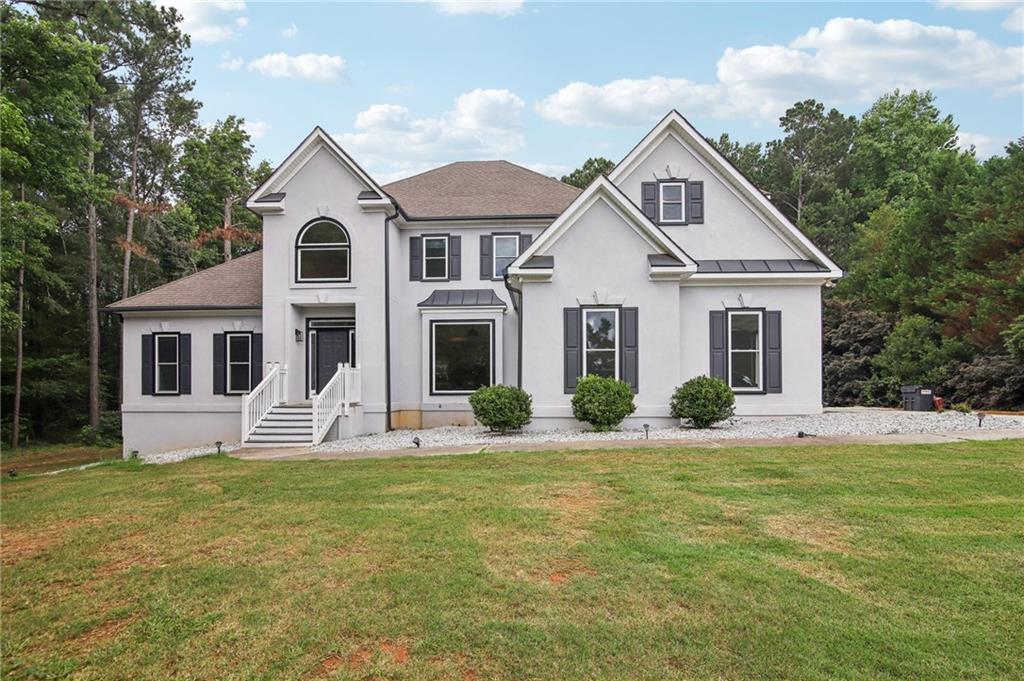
[2,440,1023,680]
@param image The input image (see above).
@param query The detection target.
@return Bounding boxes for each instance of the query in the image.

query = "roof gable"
[509,176,697,279]
[608,110,841,277]
[246,127,389,213]
[382,160,580,221]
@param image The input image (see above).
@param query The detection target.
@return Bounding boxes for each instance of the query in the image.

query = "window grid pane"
[299,248,349,280]
[729,312,762,390]
[583,309,618,379]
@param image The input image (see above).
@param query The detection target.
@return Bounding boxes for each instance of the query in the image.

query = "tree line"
[563,94,1024,410]
[1,1,268,446]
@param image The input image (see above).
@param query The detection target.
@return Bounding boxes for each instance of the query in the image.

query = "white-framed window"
[492,234,520,278]
[296,220,351,282]
[728,310,762,392]
[423,236,449,280]
[431,320,493,394]
[226,332,252,394]
[154,333,179,394]
[659,182,685,223]
[583,308,618,379]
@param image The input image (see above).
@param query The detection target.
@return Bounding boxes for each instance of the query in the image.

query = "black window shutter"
[564,307,582,393]
[251,333,263,390]
[178,334,192,395]
[518,233,532,254]
[709,311,727,381]
[641,182,658,221]
[479,235,493,280]
[409,236,422,281]
[213,333,226,395]
[449,235,461,280]
[688,181,704,224]
[765,311,782,393]
[621,307,639,393]
[141,334,154,395]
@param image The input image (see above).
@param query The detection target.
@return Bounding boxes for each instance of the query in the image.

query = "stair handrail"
[242,362,281,442]
[311,363,361,444]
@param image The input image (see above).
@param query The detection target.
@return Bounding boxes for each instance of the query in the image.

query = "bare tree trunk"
[87,109,101,427]
[11,238,26,449]
[796,170,804,226]
[121,126,140,299]
[222,196,234,261]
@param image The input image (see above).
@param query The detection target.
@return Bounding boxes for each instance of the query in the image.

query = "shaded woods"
[1,2,269,445]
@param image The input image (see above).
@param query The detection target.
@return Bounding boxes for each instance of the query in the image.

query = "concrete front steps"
[245,404,313,446]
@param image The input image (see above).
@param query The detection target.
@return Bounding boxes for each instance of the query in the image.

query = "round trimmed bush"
[671,376,735,428]
[571,375,636,431]
[469,385,533,433]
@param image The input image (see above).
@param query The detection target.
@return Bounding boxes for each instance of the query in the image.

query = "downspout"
[503,272,523,388]
[383,206,399,430]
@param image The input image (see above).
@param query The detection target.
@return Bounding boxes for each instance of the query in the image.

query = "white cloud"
[1003,5,1024,30]
[335,88,526,180]
[282,22,299,38]
[536,17,1024,126]
[247,53,347,81]
[243,119,270,139]
[524,162,571,178]
[159,0,247,43]
[935,0,1018,11]
[434,0,523,17]
[218,53,243,71]
[957,131,1006,158]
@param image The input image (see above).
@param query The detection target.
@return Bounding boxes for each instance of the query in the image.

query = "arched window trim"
[295,218,352,283]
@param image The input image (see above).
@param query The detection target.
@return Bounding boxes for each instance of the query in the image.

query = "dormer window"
[659,182,685,223]
[296,219,350,283]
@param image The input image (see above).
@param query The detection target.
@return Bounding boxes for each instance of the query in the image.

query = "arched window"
[296,220,350,282]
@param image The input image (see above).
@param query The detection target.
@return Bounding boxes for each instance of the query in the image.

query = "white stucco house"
[108,111,842,456]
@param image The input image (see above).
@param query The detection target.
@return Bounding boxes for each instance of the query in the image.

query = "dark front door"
[315,329,351,393]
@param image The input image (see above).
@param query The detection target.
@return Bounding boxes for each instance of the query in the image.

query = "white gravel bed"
[139,441,241,464]
[313,410,1024,454]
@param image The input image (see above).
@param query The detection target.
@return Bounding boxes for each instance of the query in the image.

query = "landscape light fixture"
[643,424,650,439]
[977,413,985,428]
[412,436,421,448]
[215,441,223,454]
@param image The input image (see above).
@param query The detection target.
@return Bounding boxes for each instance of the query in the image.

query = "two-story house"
[108,111,842,456]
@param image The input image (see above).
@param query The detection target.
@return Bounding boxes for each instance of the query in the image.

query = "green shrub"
[469,385,532,433]
[950,402,973,413]
[671,376,735,428]
[571,375,635,431]
[79,410,122,447]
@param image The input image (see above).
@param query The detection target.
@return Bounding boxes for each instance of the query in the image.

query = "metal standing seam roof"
[693,259,829,273]
[105,251,263,311]
[417,289,507,308]
[383,160,581,220]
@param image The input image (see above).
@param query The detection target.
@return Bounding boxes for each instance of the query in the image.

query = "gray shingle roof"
[695,259,828,273]
[417,289,507,308]
[106,251,263,312]
[383,161,581,220]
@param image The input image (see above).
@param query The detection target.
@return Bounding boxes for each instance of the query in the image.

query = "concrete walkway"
[230,427,1024,463]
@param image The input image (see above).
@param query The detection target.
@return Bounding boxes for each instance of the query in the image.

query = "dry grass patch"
[762,513,852,552]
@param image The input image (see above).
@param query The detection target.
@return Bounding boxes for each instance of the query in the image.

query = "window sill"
[290,282,357,290]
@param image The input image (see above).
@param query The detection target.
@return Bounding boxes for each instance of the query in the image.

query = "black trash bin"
[901,385,934,411]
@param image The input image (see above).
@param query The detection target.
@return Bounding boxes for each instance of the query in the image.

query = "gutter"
[502,271,524,388]
[383,206,399,431]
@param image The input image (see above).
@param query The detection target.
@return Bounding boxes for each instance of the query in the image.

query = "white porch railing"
[311,363,361,445]
[241,362,286,441]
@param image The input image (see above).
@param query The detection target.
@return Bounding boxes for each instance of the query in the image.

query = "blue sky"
[168,1,1024,182]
